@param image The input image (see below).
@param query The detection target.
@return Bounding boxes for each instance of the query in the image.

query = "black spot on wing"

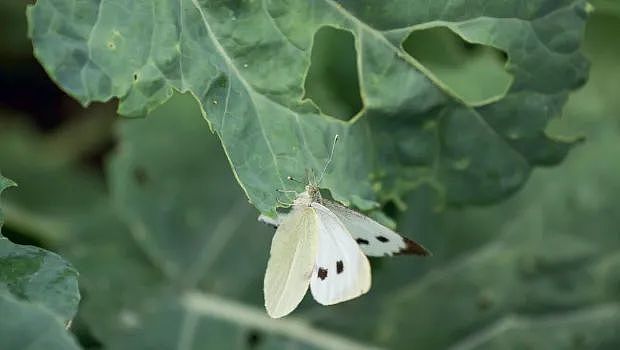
[356,238,369,245]
[376,235,389,243]
[336,260,344,274]
[397,237,432,256]
[318,267,328,280]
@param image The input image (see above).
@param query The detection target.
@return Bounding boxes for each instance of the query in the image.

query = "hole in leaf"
[304,27,363,121]
[403,27,512,105]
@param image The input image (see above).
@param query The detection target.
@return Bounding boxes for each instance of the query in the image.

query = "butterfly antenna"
[317,134,339,185]
[276,189,297,193]
[287,176,304,184]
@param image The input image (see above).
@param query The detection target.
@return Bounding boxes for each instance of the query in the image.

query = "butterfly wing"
[321,199,430,257]
[309,202,371,305]
[264,206,319,318]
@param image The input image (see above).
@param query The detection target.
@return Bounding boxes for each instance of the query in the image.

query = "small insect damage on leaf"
[303,26,363,121]
[403,26,512,105]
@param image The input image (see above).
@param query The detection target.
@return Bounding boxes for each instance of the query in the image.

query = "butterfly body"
[292,183,322,206]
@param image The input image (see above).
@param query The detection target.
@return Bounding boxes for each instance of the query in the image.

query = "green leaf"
[296,14,620,346]
[451,304,620,350]
[27,0,590,213]
[5,9,618,349]
[66,208,375,349]
[0,293,81,350]
[0,237,80,323]
[107,292,380,350]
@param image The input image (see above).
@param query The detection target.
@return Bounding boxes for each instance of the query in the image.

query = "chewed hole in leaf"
[303,27,363,121]
[403,27,512,105]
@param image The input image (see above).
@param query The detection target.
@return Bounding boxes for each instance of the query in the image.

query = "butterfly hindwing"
[321,199,430,257]
[264,207,319,318]
[309,203,371,305]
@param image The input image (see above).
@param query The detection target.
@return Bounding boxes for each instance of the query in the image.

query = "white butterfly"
[261,136,430,318]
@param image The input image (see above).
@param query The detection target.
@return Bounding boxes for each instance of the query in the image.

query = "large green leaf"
[107,292,380,350]
[0,293,81,350]
[3,8,618,349]
[279,13,620,348]
[27,0,590,214]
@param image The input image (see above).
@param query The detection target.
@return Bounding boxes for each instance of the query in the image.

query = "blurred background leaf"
[0,1,619,349]
[107,95,267,282]
[0,97,378,349]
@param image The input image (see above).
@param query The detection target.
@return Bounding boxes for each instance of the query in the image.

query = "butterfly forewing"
[309,203,371,305]
[264,207,319,318]
[321,199,430,257]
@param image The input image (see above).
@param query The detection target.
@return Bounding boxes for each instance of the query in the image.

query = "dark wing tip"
[399,237,432,256]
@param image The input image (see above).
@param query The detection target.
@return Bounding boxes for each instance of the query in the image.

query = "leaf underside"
[27,0,590,213]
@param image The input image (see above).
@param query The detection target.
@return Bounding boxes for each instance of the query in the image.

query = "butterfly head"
[306,184,322,202]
